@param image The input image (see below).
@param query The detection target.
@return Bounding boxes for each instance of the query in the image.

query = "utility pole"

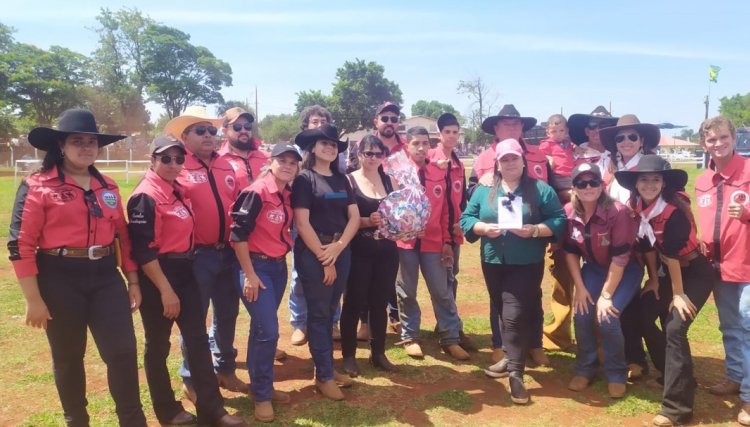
[255,86,259,120]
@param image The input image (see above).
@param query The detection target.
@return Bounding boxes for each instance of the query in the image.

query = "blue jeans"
[289,229,341,330]
[180,246,240,382]
[396,249,463,346]
[237,257,288,402]
[574,260,642,383]
[714,280,750,403]
[295,244,351,381]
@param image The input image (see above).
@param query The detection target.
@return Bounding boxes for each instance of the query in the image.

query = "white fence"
[14,159,151,184]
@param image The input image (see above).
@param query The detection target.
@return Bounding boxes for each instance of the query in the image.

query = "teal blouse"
[460,180,565,265]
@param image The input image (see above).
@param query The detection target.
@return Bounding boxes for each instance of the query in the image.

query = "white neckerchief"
[637,196,668,245]
[617,152,642,171]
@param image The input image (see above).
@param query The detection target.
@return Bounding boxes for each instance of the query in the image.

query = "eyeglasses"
[362,151,384,159]
[380,116,399,124]
[154,154,186,165]
[573,179,602,189]
[614,133,639,143]
[231,123,252,132]
[84,190,103,218]
[193,126,218,136]
[501,192,516,212]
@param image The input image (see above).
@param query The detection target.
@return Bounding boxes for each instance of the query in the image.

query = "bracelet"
[128,282,140,287]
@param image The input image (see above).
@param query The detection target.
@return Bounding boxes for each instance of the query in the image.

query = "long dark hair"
[488,156,539,219]
[35,140,64,174]
[300,140,341,175]
[629,180,695,227]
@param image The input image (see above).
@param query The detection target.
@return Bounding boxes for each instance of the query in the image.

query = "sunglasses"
[154,154,186,165]
[501,192,516,212]
[380,116,399,124]
[614,133,639,143]
[573,179,602,189]
[586,121,603,130]
[231,123,252,132]
[84,190,103,218]
[362,151,384,159]
[193,126,218,136]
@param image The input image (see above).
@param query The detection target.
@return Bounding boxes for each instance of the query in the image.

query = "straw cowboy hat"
[163,105,224,141]
[28,109,125,151]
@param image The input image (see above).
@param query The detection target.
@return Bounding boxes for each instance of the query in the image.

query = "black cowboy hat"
[294,123,348,153]
[567,106,619,145]
[614,155,688,192]
[28,109,126,151]
[481,104,537,135]
[599,114,661,154]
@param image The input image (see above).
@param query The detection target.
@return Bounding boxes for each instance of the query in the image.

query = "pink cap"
[495,138,524,160]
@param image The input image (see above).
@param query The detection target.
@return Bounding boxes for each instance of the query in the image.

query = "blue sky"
[4,0,749,134]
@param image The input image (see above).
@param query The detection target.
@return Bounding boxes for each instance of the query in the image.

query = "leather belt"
[250,252,286,262]
[159,251,195,260]
[660,248,700,268]
[38,244,114,260]
[318,232,342,245]
[196,242,228,251]
[358,230,383,240]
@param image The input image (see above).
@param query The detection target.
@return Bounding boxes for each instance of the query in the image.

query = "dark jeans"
[180,246,240,382]
[237,257,288,402]
[139,258,226,424]
[482,261,545,374]
[37,254,146,427]
[341,236,399,357]
[295,244,351,381]
[620,283,649,369]
[660,255,716,424]
[490,288,544,350]
[638,272,673,376]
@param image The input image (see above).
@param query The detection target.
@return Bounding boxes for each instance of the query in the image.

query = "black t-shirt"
[347,168,393,232]
[292,169,355,235]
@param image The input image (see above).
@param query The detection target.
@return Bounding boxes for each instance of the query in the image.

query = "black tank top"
[347,168,394,231]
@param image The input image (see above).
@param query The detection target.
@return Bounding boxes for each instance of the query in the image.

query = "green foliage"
[215,99,255,118]
[329,59,402,134]
[679,128,698,142]
[411,100,462,121]
[719,92,750,127]
[141,24,232,118]
[258,113,298,144]
[295,90,332,113]
[0,22,15,53]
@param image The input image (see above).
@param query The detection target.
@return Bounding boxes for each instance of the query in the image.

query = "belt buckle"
[88,245,104,260]
[215,242,226,250]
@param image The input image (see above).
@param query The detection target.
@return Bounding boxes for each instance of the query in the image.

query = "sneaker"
[491,348,505,364]
[274,348,287,361]
[333,371,353,388]
[316,380,344,401]
[484,357,509,378]
[254,401,274,423]
[332,324,342,341]
[627,363,644,380]
[739,402,750,426]
[568,376,590,392]
[357,323,370,341]
[217,372,249,393]
[403,341,424,358]
[215,413,248,427]
[646,377,664,390]
[652,414,674,426]
[443,344,471,361]
[290,328,307,346]
[708,378,741,396]
[608,382,626,398]
[528,348,550,367]
[509,372,530,405]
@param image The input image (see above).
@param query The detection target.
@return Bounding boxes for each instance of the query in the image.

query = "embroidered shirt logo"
[698,194,712,208]
[101,191,118,208]
[267,209,284,224]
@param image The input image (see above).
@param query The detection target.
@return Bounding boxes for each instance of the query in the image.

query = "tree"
[215,99,255,118]
[678,128,699,142]
[2,43,91,126]
[329,59,402,134]
[258,113,298,145]
[0,22,14,53]
[457,76,498,145]
[295,90,332,113]
[411,100,462,120]
[719,93,750,127]
[141,24,232,118]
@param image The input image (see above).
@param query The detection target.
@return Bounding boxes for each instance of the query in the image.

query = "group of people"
[7,99,750,427]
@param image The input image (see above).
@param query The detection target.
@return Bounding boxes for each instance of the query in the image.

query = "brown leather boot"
[316,380,345,401]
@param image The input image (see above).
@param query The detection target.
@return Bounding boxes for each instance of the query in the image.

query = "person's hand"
[478,172,494,187]
[509,224,536,239]
[670,294,697,321]
[452,223,462,237]
[370,212,383,227]
[160,287,180,320]
[25,297,52,329]
[698,240,709,256]
[727,202,746,220]
[640,276,660,300]
[435,159,449,170]
[128,284,142,312]
[243,273,267,302]
[318,241,344,266]
[596,295,619,324]
[322,264,337,286]
[441,244,454,267]
[484,223,503,238]
[573,285,594,315]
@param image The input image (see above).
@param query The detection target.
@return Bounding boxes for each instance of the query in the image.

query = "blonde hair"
[546,114,567,129]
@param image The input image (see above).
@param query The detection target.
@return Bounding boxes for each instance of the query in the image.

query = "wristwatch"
[531,225,540,238]
[600,291,612,300]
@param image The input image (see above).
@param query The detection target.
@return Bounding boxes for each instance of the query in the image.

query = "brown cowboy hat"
[481,104,537,135]
[614,155,688,192]
[599,114,660,153]
[28,109,125,151]
[567,106,619,145]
